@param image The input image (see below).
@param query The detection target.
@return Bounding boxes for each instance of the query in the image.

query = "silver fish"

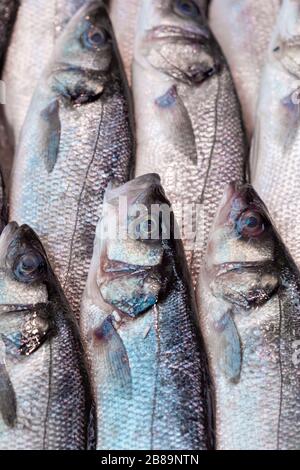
[109,0,141,84]
[0,222,95,450]
[250,0,300,269]
[132,0,247,285]
[210,0,281,139]
[197,183,300,450]
[81,174,214,450]
[2,0,86,145]
[9,1,135,321]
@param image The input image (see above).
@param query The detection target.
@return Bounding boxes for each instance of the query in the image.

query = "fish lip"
[214,261,274,277]
[52,62,104,76]
[145,25,210,42]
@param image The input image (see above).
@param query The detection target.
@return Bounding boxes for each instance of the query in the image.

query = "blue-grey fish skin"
[198,183,300,450]
[82,174,214,450]
[0,223,95,450]
[9,1,135,321]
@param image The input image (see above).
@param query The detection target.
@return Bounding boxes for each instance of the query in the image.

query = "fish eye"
[82,26,108,49]
[174,0,200,18]
[12,251,46,284]
[236,209,267,239]
[138,216,158,240]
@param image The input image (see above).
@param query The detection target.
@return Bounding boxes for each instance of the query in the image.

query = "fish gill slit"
[43,340,53,449]
[277,296,283,450]
[63,105,104,291]
[150,304,161,450]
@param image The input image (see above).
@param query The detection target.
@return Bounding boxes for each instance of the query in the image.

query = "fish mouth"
[102,260,155,280]
[146,25,210,43]
[214,261,274,277]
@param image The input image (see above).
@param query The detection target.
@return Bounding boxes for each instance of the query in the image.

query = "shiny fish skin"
[109,0,141,84]
[197,183,300,450]
[2,0,86,145]
[9,1,135,321]
[250,0,300,269]
[0,222,95,450]
[81,174,214,450]
[132,0,247,286]
[210,0,280,139]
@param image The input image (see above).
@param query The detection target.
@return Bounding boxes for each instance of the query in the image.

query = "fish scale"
[132,0,247,287]
[9,2,135,321]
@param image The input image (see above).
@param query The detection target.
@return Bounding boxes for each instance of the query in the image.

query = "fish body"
[2,0,86,144]
[132,0,247,284]
[9,1,135,320]
[250,0,300,268]
[109,0,141,84]
[0,222,95,450]
[197,183,300,450]
[81,174,213,450]
[210,0,280,139]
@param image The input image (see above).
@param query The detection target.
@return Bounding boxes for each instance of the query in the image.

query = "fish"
[9,1,135,321]
[132,0,247,286]
[109,0,141,84]
[81,174,214,450]
[2,0,86,145]
[0,222,96,450]
[197,183,300,450]
[209,0,281,139]
[250,0,300,269]
[0,0,19,185]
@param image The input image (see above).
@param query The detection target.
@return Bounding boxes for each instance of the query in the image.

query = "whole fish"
[251,0,300,268]
[81,174,214,450]
[9,1,135,321]
[0,222,95,450]
[210,0,281,139]
[132,0,247,285]
[109,0,141,84]
[2,0,86,145]
[197,183,300,450]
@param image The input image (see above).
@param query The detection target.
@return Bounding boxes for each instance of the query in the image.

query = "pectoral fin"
[215,311,242,383]
[40,99,61,173]
[93,318,132,394]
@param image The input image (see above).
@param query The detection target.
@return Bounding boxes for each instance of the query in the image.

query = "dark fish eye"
[13,251,46,284]
[139,217,158,240]
[82,26,108,49]
[236,209,266,239]
[174,0,200,18]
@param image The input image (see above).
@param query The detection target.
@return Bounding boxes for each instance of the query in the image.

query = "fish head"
[86,174,173,319]
[0,222,48,306]
[205,183,280,311]
[134,0,220,86]
[49,1,120,105]
[0,223,54,359]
